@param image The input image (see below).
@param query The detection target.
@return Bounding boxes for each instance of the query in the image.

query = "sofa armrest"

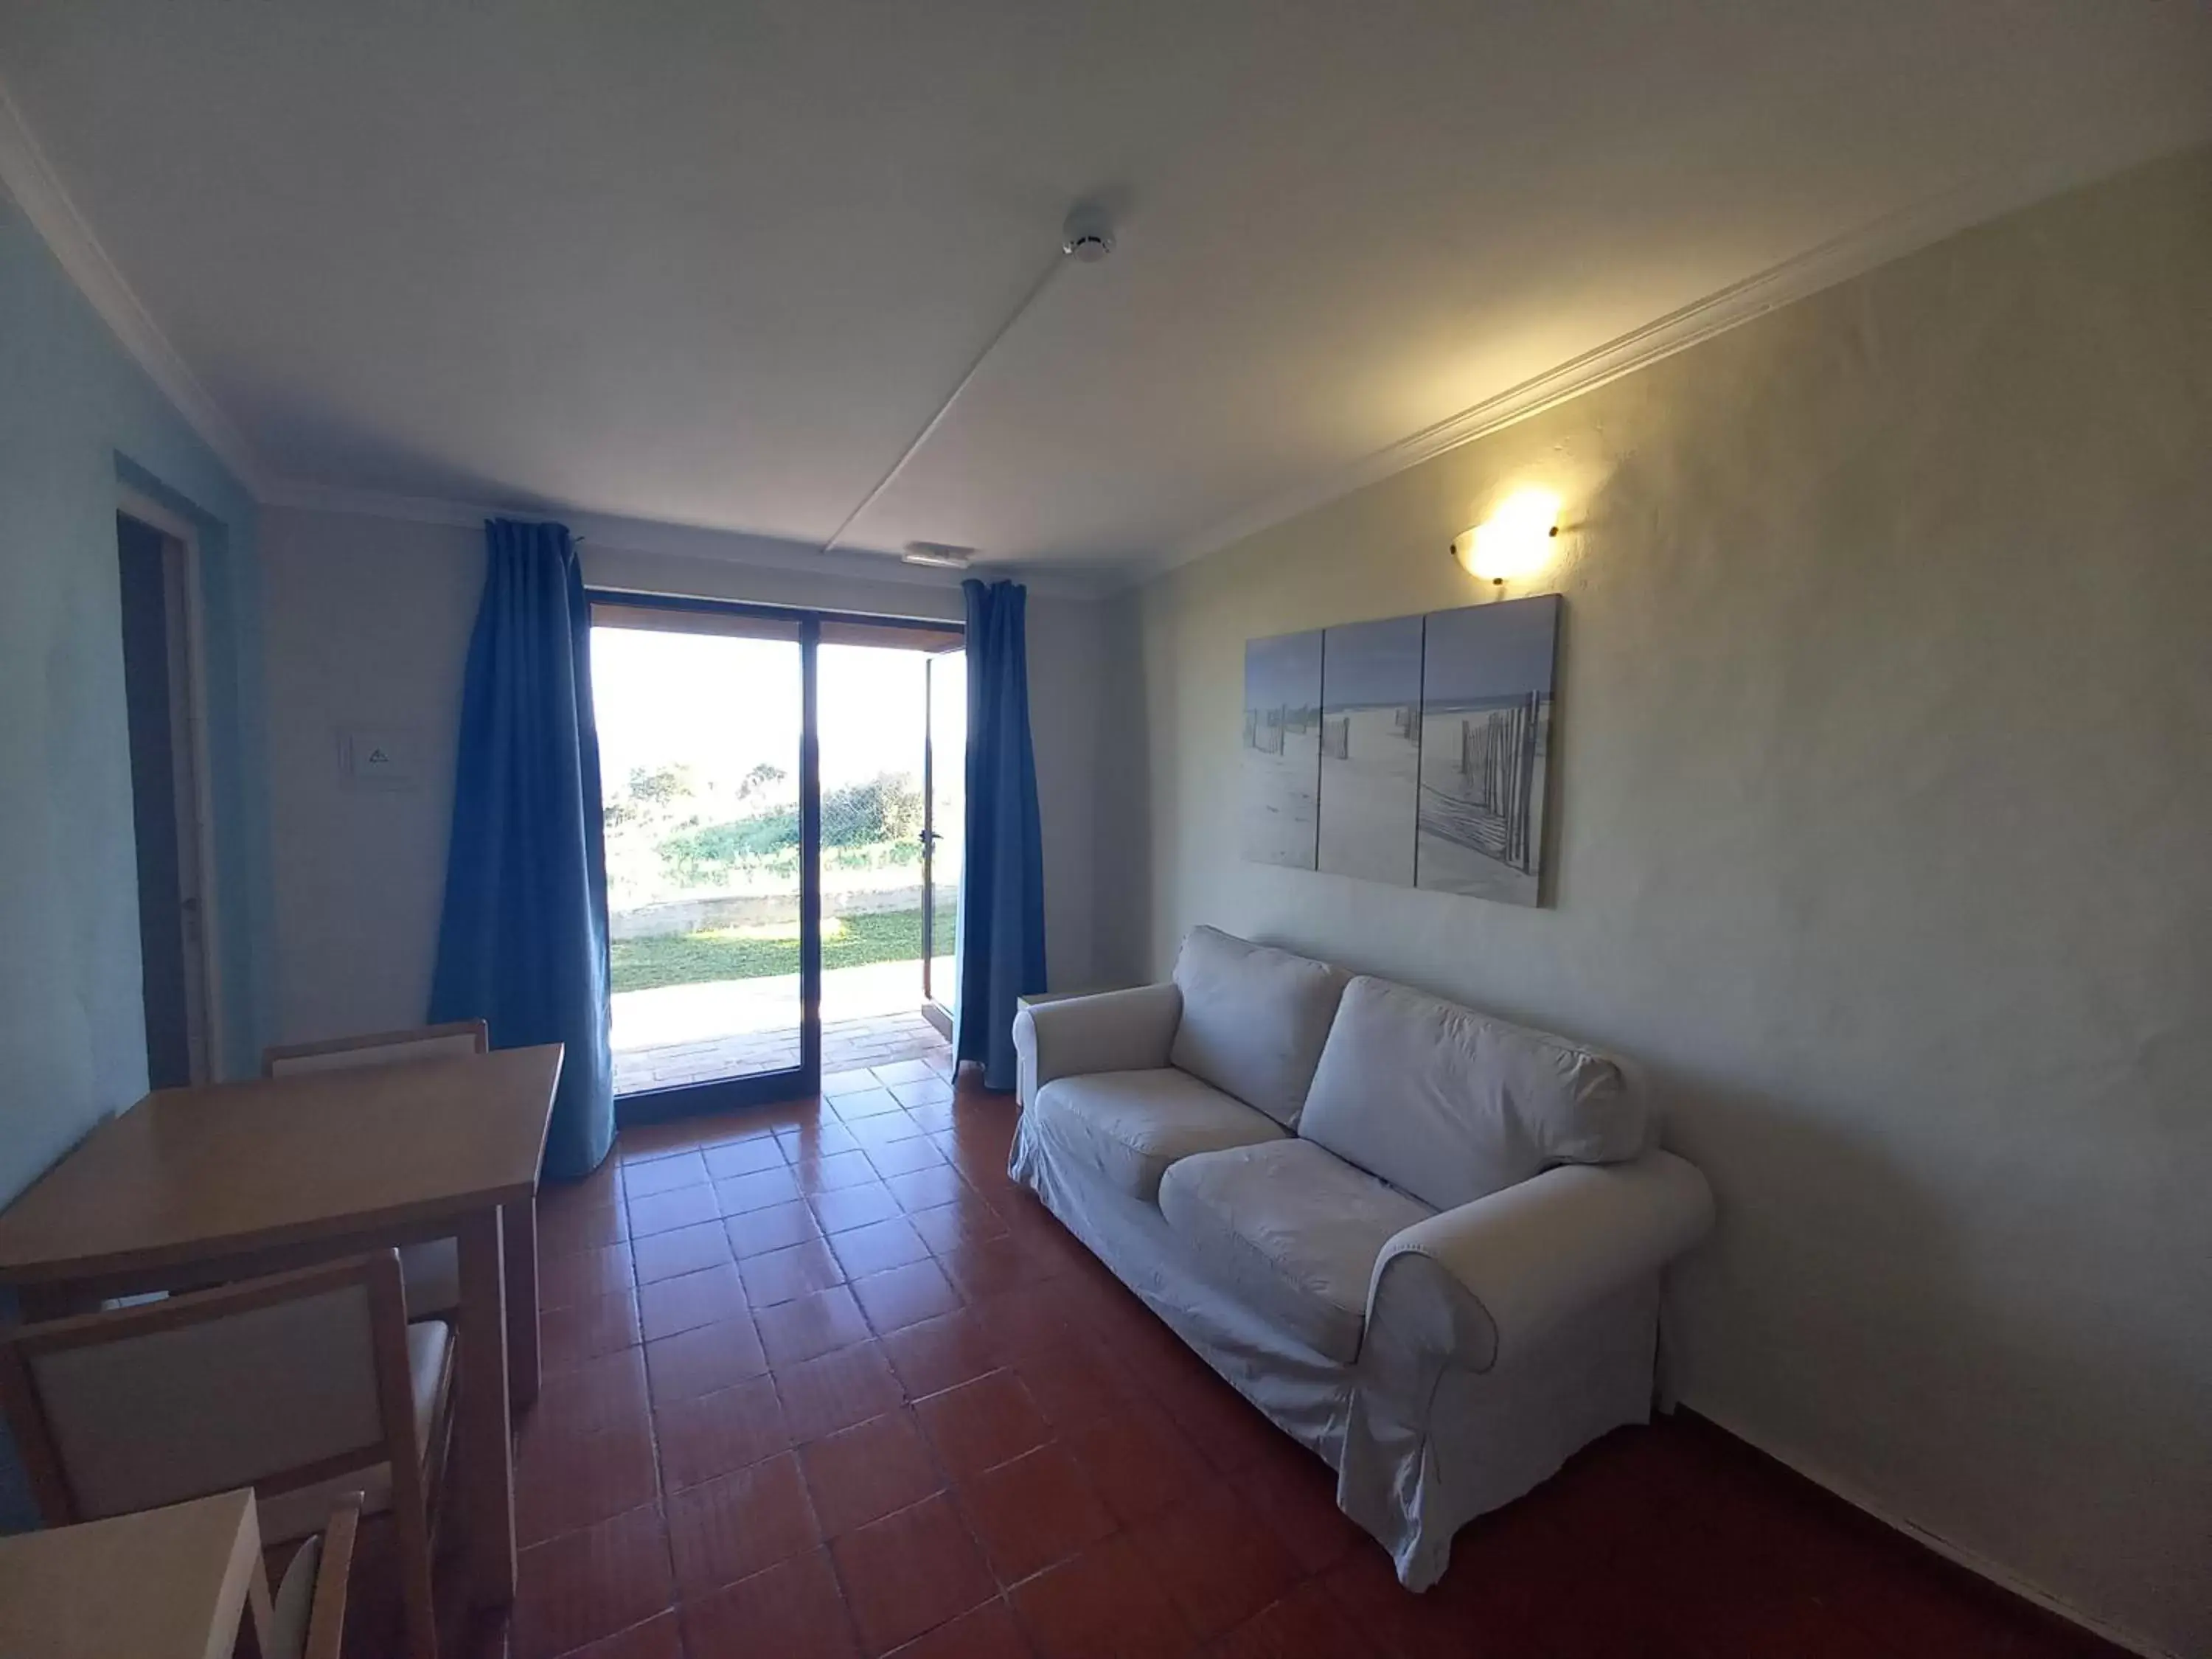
[1012,983,1183,1106]
[1364,1152,1714,1374]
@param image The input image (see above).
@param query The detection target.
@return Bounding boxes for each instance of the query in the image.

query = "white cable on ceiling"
[819,204,1115,558]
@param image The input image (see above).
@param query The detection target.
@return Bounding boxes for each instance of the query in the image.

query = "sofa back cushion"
[1168,927,1351,1129]
[1298,975,1643,1211]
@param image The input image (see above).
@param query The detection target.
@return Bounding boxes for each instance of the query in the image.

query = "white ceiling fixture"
[1,3,2206,577]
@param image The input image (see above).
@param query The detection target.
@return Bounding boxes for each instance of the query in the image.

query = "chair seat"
[1158,1140,1433,1363]
[257,1318,453,1543]
[399,1239,460,1317]
[1031,1068,1285,1202]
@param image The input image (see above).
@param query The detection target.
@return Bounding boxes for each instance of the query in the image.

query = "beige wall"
[1116,149,2212,1655]
[260,507,1107,1043]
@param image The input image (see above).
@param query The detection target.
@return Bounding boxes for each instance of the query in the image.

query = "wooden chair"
[0,1254,451,1659]
[263,1494,362,1659]
[260,1021,490,1321]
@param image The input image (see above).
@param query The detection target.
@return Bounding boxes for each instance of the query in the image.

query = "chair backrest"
[266,1494,361,1659]
[1298,974,1644,1212]
[0,1255,420,1527]
[1166,927,1351,1129]
[262,1020,489,1078]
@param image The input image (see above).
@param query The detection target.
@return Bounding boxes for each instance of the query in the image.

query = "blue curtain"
[429,519,613,1179]
[953,578,1048,1090]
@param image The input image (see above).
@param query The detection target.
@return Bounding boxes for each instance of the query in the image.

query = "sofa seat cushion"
[1157,1141,1434,1363]
[1031,1068,1287,1202]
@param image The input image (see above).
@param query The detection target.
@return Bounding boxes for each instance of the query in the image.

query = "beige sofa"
[1009,926,1714,1590]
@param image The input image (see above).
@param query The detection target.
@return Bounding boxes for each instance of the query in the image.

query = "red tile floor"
[439,1054,2118,1659]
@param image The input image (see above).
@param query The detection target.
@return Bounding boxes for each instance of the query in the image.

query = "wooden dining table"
[0,1487,271,1659]
[0,1043,563,1613]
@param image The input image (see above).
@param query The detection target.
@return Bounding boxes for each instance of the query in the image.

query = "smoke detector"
[901,542,975,570]
[1061,203,1116,263]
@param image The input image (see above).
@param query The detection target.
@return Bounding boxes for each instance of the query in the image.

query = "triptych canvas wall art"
[1240,594,1559,907]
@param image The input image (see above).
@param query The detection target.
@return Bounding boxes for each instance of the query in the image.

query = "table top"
[0,1044,562,1287]
[0,1489,263,1659]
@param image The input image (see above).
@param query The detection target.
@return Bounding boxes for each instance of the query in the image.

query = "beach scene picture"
[1416,594,1560,906]
[1241,630,1324,868]
[1317,614,1423,885]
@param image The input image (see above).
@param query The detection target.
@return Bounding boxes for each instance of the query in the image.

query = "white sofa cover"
[1010,925,1713,1590]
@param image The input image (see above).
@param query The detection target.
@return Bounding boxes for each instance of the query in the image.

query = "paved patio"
[611,959,951,1094]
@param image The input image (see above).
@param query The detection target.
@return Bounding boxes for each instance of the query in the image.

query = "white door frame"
[117,486,224,1082]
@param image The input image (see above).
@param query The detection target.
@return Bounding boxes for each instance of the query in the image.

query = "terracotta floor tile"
[516,1412,661,1547]
[632,1220,733,1284]
[852,1259,965,1335]
[667,1450,822,1598]
[936,1234,1058,1302]
[1232,1447,1366,1577]
[872,1060,937,1085]
[846,1112,930,1150]
[888,1077,956,1109]
[757,1284,874,1368]
[1147,1364,1285,1476]
[1211,1580,1388,1659]
[1006,1344,1135,1436]
[831,1088,905,1121]
[655,1374,790,1491]
[627,1183,722,1238]
[644,1315,769,1407]
[883,1166,971,1215]
[1010,1534,1197,1659]
[959,1444,1118,1585]
[638,1262,748,1343]
[914,1370,1051,1479]
[882,1309,1003,1400]
[830,1492,997,1656]
[532,1345,650,1443]
[703,1136,785,1180]
[830,1216,931,1279]
[1070,1409,1214,1526]
[540,1241,635,1312]
[540,1200,625,1259]
[716,1164,805,1215]
[560,1608,685,1659]
[681,1548,860,1659]
[810,1183,905,1236]
[800,1409,948,1537]
[776,1339,908,1444]
[621,1150,710,1198]
[511,1503,672,1659]
[883,1598,1036,1659]
[543,1290,641,1372]
[782,1120,866,1161]
[908,1195,1012,1252]
[799,1150,885,1192]
[1130,1486,1302,1641]
[726,1200,824,1257]
[740,1237,847,1307]
[866,1135,949,1178]
[822,1068,885,1098]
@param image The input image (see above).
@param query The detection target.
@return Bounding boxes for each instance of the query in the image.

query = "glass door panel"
[924,649,966,1019]
[592,612,805,1102]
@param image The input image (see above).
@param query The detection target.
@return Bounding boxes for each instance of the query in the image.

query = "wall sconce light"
[1450,490,1560,585]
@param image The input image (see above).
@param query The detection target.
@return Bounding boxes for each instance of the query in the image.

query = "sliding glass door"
[590,594,961,1119]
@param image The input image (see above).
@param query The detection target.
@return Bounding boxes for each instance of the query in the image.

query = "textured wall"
[1118,149,2212,1654]
[260,507,1111,1042]
[0,194,267,1208]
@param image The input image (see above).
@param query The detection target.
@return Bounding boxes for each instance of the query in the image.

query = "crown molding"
[0,72,266,493]
[1158,115,2212,575]
[260,479,1120,599]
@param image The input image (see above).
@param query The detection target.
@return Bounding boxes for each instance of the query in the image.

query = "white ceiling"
[3,1,2208,575]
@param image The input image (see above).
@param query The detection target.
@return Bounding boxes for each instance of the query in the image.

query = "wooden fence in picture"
[1425,693,1542,872]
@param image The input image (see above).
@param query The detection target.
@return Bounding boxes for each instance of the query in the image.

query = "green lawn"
[610,907,951,993]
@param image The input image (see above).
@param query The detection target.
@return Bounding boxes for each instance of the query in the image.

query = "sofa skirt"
[1009,1105,1660,1590]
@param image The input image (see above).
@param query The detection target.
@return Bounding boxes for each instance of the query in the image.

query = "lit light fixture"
[900,542,975,570]
[1451,490,1561,585]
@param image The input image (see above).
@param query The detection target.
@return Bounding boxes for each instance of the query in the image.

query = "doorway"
[588,594,964,1119]
[115,506,218,1088]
